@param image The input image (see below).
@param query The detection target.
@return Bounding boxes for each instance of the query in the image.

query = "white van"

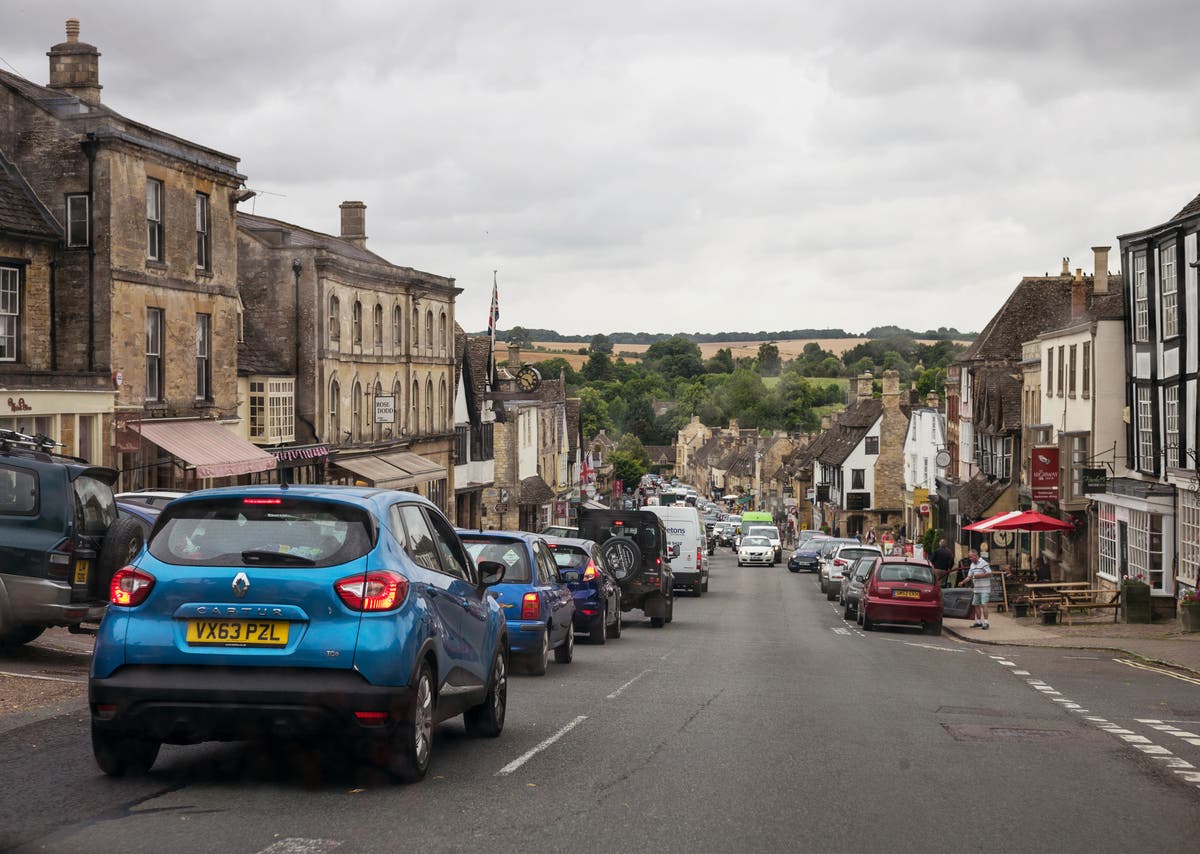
[644,504,709,596]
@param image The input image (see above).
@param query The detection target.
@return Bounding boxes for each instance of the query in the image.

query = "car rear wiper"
[241,549,317,566]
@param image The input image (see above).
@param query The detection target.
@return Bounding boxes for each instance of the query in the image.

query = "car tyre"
[606,607,622,639]
[0,624,46,647]
[925,622,943,636]
[693,580,702,597]
[665,596,674,624]
[525,631,550,676]
[600,537,643,582]
[96,515,146,595]
[589,611,607,644]
[861,608,874,631]
[92,723,160,777]
[702,578,709,593]
[554,624,574,663]
[388,662,435,782]
[843,602,853,620]
[826,587,837,601]
[464,647,507,738]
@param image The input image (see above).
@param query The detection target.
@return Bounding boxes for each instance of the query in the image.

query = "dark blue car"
[788,536,830,573]
[544,536,622,643]
[90,486,510,783]
[459,530,575,675]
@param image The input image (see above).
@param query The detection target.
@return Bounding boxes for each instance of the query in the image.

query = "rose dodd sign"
[1031,446,1060,501]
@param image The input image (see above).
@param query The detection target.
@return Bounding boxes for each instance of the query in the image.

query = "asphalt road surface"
[2,549,1198,853]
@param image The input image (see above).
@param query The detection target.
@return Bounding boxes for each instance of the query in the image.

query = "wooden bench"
[1023,582,1092,616]
[1057,588,1122,626]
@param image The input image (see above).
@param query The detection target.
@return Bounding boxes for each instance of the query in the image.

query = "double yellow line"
[1114,658,1200,686]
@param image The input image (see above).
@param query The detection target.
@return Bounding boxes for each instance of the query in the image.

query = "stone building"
[237,203,459,512]
[452,329,495,529]
[0,20,274,486]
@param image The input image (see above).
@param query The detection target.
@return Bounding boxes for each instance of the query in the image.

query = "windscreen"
[742,536,770,547]
[461,536,533,583]
[746,525,779,540]
[149,497,373,567]
[878,563,936,584]
[549,546,589,569]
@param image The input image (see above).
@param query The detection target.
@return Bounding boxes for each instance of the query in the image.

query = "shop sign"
[1081,467,1107,495]
[374,395,396,424]
[1031,446,1060,501]
[114,413,141,453]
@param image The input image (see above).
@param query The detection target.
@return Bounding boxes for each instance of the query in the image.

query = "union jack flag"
[487,275,499,337]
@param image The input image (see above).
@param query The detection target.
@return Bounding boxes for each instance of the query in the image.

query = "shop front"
[125,418,279,490]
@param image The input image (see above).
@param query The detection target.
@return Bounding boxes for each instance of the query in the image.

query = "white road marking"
[1012,670,1030,675]
[255,839,341,854]
[831,627,851,635]
[496,715,587,776]
[607,668,653,700]
[0,670,87,684]
[659,649,675,661]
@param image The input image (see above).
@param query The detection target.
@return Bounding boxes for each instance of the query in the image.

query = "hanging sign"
[1081,468,1108,494]
[1031,446,1060,501]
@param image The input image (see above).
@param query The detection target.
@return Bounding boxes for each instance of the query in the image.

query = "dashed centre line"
[496,715,588,776]
[607,668,653,700]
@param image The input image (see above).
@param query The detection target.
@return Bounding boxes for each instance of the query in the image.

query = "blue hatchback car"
[458,531,575,675]
[89,485,510,782]
[544,536,622,644]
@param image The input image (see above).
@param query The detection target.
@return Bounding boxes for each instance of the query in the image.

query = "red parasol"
[963,510,1074,532]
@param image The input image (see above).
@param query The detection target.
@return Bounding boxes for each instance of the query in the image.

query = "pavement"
[944,608,1200,675]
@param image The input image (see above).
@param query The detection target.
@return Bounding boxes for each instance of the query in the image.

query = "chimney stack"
[1060,257,1070,277]
[507,341,520,368]
[1092,245,1111,295]
[882,370,900,401]
[820,415,832,430]
[926,391,939,409]
[857,373,874,401]
[1071,274,1087,320]
[47,19,102,105]
[339,201,367,248]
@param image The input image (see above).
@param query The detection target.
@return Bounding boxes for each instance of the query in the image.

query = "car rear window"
[0,465,37,515]
[461,536,532,583]
[73,475,118,534]
[878,563,935,584]
[149,497,374,567]
[548,545,589,569]
[838,548,879,561]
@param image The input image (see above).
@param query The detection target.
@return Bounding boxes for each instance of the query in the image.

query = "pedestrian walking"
[931,538,954,587]
[959,549,993,629]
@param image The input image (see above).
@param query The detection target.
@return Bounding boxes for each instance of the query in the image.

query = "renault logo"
[232,572,250,598]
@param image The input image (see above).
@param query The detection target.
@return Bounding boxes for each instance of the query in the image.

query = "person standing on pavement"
[931,539,954,587]
[959,549,993,629]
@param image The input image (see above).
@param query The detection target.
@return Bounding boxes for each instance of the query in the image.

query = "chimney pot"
[856,372,874,400]
[65,18,80,42]
[1092,245,1111,295]
[47,19,102,105]
[1061,257,1070,276]
[339,201,367,248]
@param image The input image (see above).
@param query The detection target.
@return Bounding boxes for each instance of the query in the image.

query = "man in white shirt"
[960,549,993,629]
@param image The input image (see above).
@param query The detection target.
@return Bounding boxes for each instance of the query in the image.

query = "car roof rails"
[0,428,89,464]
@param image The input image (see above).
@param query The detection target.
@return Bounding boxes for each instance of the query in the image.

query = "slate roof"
[962,277,1077,363]
[809,398,883,466]
[1173,190,1200,221]
[239,212,395,267]
[519,474,555,505]
[0,151,60,241]
[957,474,1011,520]
[972,365,1023,433]
[645,445,675,465]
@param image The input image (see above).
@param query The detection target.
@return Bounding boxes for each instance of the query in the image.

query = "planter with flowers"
[1012,596,1031,618]
[1038,604,1059,626]
[1179,588,1200,633]
[1121,574,1152,624]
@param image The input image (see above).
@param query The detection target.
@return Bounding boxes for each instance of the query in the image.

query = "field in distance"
[522,338,947,370]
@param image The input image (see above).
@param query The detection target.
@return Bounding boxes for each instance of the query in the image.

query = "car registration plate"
[893,589,920,599]
[186,620,289,647]
[73,559,89,585]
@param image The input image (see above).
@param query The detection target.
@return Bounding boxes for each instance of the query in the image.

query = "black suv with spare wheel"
[578,508,674,627]
[0,431,145,647]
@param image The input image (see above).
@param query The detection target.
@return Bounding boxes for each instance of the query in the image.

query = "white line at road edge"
[0,670,87,684]
[496,715,588,776]
[607,668,653,699]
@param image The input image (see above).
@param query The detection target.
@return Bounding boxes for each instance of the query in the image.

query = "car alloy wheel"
[527,631,550,676]
[389,662,435,781]
[465,648,507,738]
[555,624,575,663]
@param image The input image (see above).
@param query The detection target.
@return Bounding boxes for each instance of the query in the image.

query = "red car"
[858,556,943,635]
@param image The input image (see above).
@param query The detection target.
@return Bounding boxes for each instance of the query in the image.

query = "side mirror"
[477,559,507,586]
[559,569,581,584]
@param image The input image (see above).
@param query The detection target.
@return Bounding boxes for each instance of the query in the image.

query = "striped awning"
[135,420,278,479]
[268,443,330,462]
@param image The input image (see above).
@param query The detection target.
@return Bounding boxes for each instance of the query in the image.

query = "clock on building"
[516,365,542,392]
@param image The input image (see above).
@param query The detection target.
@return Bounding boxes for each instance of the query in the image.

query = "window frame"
[329,378,341,442]
[1082,341,1091,399]
[1056,345,1065,397]
[864,435,879,455]
[66,193,89,248]
[1045,347,1054,397]
[194,313,212,401]
[351,380,362,442]
[146,178,164,263]
[195,192,211,272]
[0,265,20,363]
[1067,344,1077,398]
[1136,385,1154,470]
[373,303,383,349]
[146,307,164,402]
[1164,384,1179,470]
[392,305,402,348]
[352,300,363,346]
[1133,252,1148,342]
[1160,243,1178,340]
[328,295,341,343]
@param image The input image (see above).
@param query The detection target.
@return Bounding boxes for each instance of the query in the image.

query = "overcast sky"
[3,1,1198,337]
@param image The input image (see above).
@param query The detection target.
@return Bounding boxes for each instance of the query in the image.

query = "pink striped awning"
[135,420,278,479]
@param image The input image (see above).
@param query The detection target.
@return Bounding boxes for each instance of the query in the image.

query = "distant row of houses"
[0,20,586,530]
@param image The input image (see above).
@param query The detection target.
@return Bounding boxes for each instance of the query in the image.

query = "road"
[1,549,1198,853]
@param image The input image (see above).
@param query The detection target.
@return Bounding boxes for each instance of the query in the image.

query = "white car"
[822,543,884,600]
[737,535,775,567]
[744,524,782,564]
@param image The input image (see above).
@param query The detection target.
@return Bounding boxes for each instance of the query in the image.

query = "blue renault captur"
[458,530,575,675]
[89,485,510,783]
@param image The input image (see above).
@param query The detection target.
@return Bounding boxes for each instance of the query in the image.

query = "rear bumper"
[863,597,942,626]
[671,570,701,589]
[89,665,414,743]
[1,573,107,626]
[504,619,547,655]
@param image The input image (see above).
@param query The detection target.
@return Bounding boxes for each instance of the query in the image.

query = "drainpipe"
[80,134,99,372]
[292,259,320,443]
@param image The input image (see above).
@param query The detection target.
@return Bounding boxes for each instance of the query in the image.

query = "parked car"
[113,489,189,510]
[817,538,863,593]
[89,486,510,782]
[858,556,944,635]
[0,433,146,647]
[544,536,622,643]
[540,525,579,538]
[838,555,877,619]
[787,536,830,572]
[737,535,775,567]
[116,501,161,540]
[460,531,576,674]
[578,508,675,628]
[823,544,884,600]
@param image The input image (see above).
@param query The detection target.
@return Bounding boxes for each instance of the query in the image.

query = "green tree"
[705,347,735,374]
[581,351,613,381]
[535,357,580,386]
[589,333,614,354]
[616,432,649,464]
[643,335,704,379]
[915,367,946,400]
[757,342,782,376]
[609,450,647,487]
[578,387,613,439]
[505,326,533,348]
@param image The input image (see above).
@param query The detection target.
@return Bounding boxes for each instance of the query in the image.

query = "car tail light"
[335,571,408,611]
[521,592,540,620]
[354,711,389,725]
[696,547,702,572]
[243,497,283,505]
[47,537,74,580]
[582,561,598,582]
[109,567,155,607]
